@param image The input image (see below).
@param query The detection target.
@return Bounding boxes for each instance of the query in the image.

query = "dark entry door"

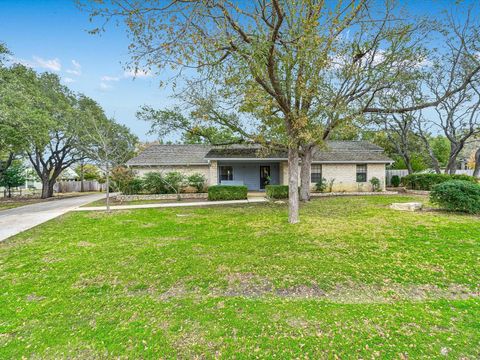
[259,166,271,189]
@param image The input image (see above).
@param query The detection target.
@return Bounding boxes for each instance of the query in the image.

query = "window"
[311,164,322,183]
[356,164,367,182]
[219,166,233,181]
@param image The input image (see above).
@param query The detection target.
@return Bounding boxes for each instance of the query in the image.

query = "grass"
[82,197,207,207]
[1,195,479,358]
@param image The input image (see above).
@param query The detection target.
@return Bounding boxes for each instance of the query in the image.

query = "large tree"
[81,0,480,222]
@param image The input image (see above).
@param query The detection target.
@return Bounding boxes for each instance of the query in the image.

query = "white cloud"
[123,68,152,78]
[66,60,82,76]
[33,56,61,71]
[99,82,113,91]
[101,75,120,82]
[63,77,75,83]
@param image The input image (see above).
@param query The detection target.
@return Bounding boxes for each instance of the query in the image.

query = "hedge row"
[430,180,480,214]
[265,185,289,199]
[402,173,477,191]
[208,185,248,201]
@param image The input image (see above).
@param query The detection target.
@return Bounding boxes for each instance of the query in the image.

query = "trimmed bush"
[430,180,480,214]
[122,178,144,195]
[208,185,248,201]
[266,185,289,199]
[143,172,167,194]
[390,175,401,187]
[315,178,327,193]
[163,171,185,194]
[402,173,477,191]
[188,173,207,192]
[370,177,381,192]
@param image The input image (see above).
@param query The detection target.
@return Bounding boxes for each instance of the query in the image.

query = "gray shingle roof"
[126,144,211,166]
[127,141,393,166]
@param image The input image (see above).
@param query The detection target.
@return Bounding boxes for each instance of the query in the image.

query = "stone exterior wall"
[132,165,210,179]
[116,193,208,201]
[276,162,387,192]
[208,160,218,186]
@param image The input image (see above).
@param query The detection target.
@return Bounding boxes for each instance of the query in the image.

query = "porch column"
[279,161,289,185]
[208,160,218,186]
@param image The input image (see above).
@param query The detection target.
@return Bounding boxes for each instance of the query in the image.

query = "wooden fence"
[54,181,106,193]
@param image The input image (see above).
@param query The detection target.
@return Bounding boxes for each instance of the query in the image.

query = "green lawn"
[1,195,479,358]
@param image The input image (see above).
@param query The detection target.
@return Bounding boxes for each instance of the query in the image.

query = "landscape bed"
[1,195,479,358]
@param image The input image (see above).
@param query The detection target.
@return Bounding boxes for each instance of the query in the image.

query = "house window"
[219,166,233,181]
[356,164,367,182]
[311,164,322,183]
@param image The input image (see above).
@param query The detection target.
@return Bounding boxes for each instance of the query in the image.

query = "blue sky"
[0,0,471,142]
[0,0,176,141]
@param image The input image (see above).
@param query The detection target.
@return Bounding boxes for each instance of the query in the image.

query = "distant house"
[126,141,393,192]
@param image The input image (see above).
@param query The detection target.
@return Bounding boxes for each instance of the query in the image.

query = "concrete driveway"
[0,193,105,242]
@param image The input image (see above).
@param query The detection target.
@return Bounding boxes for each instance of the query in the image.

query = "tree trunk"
[299,146,312,202]
[80,161,85,192]
[40,174,56,199]
[403,153,414,174]
[105,162,110,212]
[288,146,300,224]
[473,148,480,178]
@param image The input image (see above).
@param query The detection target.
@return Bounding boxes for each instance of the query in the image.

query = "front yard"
[1,195,479,358]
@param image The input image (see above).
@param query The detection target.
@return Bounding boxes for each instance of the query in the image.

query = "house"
[126,141,393,192]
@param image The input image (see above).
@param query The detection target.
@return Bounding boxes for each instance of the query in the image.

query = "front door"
[259,166,271,189]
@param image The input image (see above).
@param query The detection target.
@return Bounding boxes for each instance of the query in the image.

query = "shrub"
[370,177,381,192]
[266,185,289,199]
[402,173,477,191]
[188,173,207,192]
[208,185,248,201]
[315,178,327,192]
[163,172,185,194]
[110,166,138,193]
[390,175,401,187]
[123,178,144,195]
[143,172,166,194]
[430,180,480,214]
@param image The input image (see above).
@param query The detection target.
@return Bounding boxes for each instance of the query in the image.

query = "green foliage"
[123,178,144,195]
[390,175,401,187]
[187,173,207,192]
[315,178,327,192]
[163,172,185,194]
[402,173,477,190]
[370,177,381,192]
[430,136,450,167]
[110,166,139,194]
[430,180,480,214]
[208,185,248,201]
[142,172,166,194]
[0,162,26,196]
[75,164,101,181]
[265,185,289,199]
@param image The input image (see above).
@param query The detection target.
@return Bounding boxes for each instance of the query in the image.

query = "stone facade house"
[126,141,393,192]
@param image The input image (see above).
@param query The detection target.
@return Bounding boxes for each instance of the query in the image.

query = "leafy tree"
[138,106,243,145]
[0,161,26,197]
[75,163,101,181]
[81,0,480,223]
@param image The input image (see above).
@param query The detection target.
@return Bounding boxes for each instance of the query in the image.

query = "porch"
[216,161,284,191]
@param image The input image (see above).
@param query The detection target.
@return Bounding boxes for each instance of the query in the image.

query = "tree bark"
[80,161,85,192]
[105,162,110,212]
[299,146,312,202]
[41,177,55,199]
[288,146,300,224]
[473,148,480,178]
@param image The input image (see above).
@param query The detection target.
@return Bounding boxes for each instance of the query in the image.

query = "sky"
[0,0,472,142]
[0,0,176,142]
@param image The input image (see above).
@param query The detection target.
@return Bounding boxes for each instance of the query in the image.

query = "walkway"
[0,193,106,242]
[75,197,268,212]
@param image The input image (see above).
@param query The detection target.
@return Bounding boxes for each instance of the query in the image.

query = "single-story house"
[126,141,393,192]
